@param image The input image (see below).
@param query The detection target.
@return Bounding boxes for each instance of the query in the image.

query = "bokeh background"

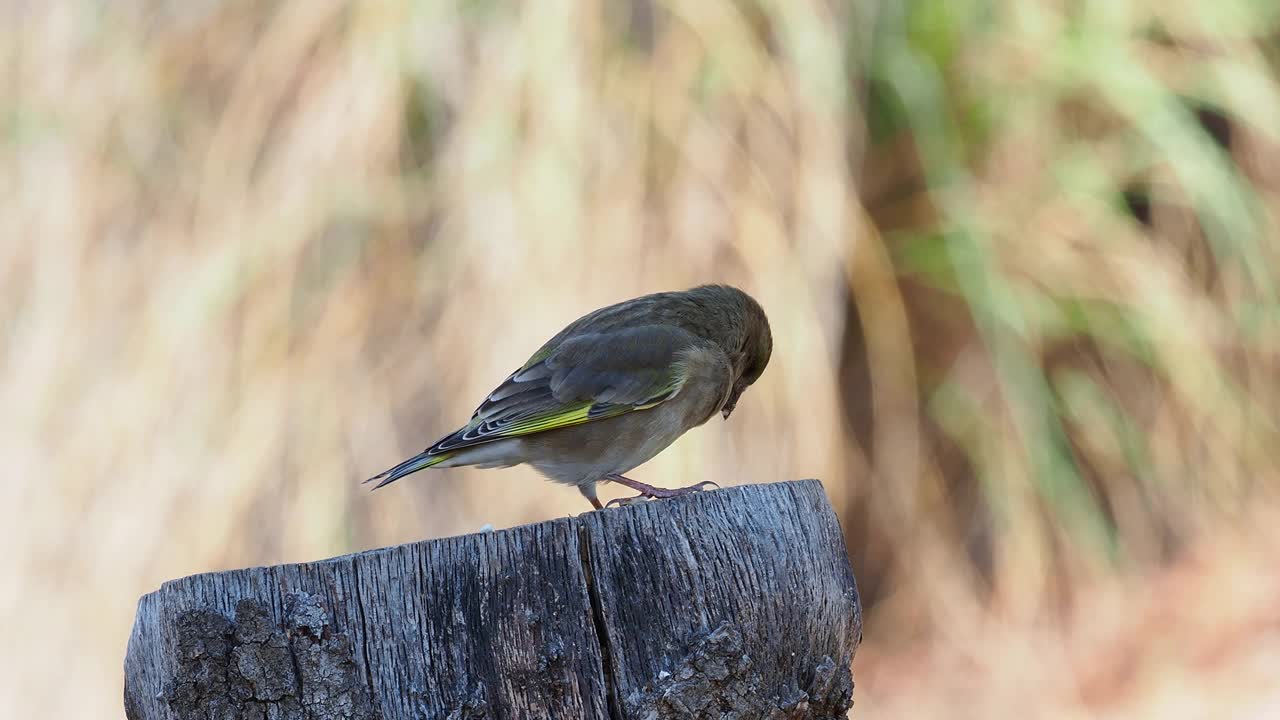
[4,0,1280,717]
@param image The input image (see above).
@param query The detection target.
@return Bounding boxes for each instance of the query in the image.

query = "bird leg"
[603,474,719,508]
[579,484,604,511]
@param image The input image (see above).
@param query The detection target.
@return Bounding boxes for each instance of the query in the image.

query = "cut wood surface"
[124,479,862,719]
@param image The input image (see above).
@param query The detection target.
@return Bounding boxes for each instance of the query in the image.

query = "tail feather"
[363,450,453,490]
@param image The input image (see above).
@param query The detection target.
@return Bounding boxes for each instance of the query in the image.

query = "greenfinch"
[365,284,772,509]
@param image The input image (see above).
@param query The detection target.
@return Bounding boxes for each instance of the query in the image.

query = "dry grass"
[1,1,1278,717]
[858,509,1280,719]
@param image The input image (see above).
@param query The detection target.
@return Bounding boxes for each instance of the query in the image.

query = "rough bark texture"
[125,480,862,719]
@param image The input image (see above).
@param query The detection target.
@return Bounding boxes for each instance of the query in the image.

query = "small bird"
[364,284,772,509]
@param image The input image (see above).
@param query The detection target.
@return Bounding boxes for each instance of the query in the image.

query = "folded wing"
[425,324,701,456]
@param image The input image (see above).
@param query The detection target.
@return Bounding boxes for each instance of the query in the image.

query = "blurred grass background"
[3,0,1279,717]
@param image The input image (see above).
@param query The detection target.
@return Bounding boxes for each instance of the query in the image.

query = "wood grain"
[125,480,861,719]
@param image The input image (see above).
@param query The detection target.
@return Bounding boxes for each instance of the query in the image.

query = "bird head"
[720,291,772,420]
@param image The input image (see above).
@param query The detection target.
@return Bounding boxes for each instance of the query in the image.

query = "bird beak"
[722,384,743,419]
[721,398,737,420]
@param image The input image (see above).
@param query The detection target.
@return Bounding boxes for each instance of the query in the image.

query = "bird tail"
[363,450,454,490]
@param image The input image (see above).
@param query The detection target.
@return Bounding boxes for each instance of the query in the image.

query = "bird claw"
[604,481,720,508]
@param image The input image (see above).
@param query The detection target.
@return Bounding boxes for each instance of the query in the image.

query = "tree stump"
[124,479,862,719]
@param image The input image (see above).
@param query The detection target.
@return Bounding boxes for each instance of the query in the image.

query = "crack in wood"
[350,558,378,705]
[579,522,625,720]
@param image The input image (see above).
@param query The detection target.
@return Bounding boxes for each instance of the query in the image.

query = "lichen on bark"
[623,622,854,720]
[164,592,375,720]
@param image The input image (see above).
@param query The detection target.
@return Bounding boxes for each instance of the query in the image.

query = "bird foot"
[603,475,719,508]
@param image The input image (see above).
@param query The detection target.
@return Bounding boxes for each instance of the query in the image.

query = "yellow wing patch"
[501,404,595,436]
[497,391,674,438]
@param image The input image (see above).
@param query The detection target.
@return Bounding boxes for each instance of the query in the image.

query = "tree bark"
[125,479,862,719]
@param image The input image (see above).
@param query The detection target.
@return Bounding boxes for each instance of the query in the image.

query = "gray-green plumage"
[364,284,772,508]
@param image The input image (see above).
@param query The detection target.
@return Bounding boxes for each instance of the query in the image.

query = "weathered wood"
[125,479,862,719]
[581,481,862,718]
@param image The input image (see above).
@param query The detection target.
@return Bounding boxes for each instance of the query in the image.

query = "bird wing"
[425,324,700,455]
